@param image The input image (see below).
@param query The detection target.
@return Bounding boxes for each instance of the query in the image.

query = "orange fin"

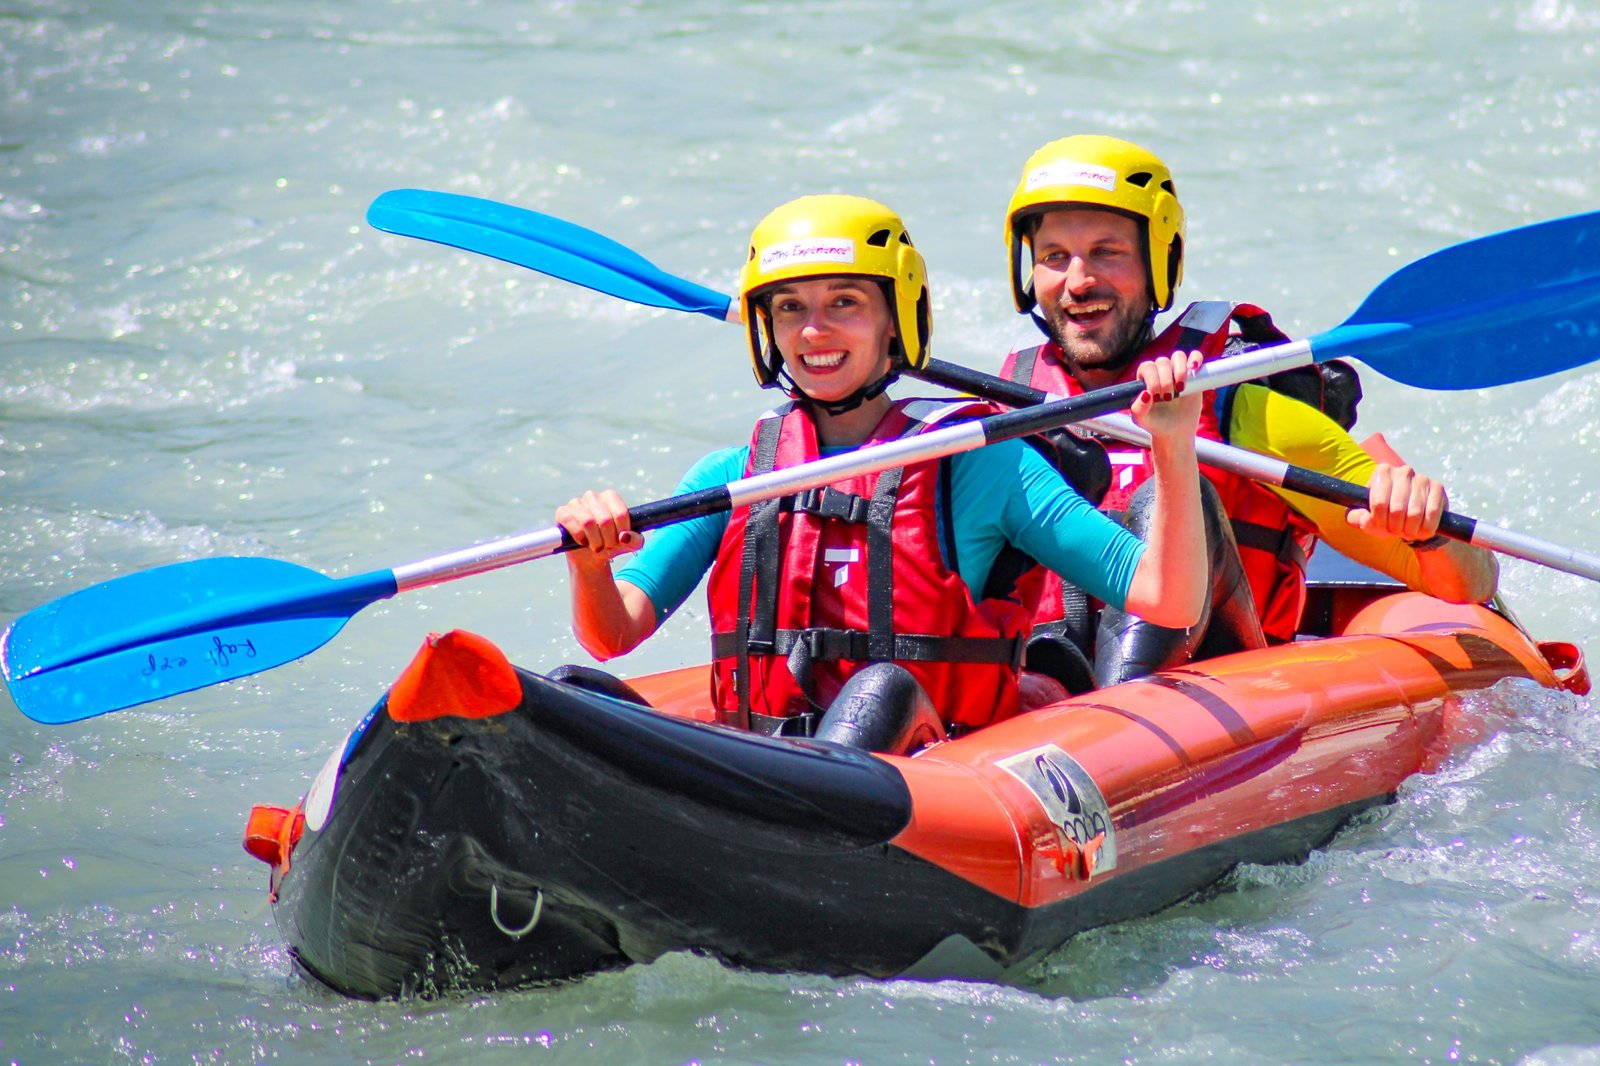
[243,802,305,902]
[387,629,523,722]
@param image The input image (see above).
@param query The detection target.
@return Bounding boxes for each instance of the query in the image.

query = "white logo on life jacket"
[1107,449,1146,493]
[825,547,860,587]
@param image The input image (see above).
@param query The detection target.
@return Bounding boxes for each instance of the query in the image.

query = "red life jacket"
[1001,301,1320,644]
[708,398,1035,732]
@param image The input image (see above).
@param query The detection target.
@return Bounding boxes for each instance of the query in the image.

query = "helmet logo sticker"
[741,196,929,382]
[1025,160,1117,194]
[758,238,856,273]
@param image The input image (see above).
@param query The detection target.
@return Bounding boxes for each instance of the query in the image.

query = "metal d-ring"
[488,883,543,939]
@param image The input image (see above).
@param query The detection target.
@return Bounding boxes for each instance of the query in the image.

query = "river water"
[3,1,1599,1062]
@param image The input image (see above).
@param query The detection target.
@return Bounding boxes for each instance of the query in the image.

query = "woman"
[556,194,1207,748]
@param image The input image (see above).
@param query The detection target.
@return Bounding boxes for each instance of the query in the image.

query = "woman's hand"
[555,489,656,660]
[1129,351,1204,444]
[1120,351,1208,630]
[555,489,644,567]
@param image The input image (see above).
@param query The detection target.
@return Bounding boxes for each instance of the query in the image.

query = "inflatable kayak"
[245,558,1587,999]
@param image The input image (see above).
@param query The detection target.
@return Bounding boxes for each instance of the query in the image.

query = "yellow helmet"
[738,194,930,388]
[1004,134,1185,314]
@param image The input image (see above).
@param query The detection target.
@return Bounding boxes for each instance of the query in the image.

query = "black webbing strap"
[865,466,903,662]
[1059,583,1096,654]
[712,628,1024,668]
[733,413,787,721]
[1231,517,1309,570]
[1006,344,1041,385]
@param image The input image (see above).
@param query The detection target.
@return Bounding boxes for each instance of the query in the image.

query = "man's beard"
[1042,295,1154,379]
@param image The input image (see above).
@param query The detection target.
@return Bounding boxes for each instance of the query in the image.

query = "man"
[1000,134,1498,684]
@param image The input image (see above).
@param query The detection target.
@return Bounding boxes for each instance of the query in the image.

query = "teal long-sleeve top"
[613,435,1147,627]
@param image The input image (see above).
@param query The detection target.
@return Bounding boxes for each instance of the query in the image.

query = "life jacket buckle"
[748,709,818,738]
[803,628,860,662]
[792,486,872,524]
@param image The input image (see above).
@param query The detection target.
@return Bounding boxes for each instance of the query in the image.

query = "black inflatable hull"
[265,575,1580,999]
[277,666,1390,998]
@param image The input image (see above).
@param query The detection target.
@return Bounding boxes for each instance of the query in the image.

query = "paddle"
[368,189,1600,391]
[0,352,1287,725]
[366,191,1600,580]
[369,189,741,324]
[943,365,1600,584]
[12,200,1597,724]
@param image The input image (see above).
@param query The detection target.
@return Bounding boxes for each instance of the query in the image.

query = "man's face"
[1030,209,1153,379]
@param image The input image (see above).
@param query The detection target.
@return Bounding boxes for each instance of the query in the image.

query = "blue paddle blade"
[1315,210,1600,390]
[368,189,735,322]
[1,557,397,724]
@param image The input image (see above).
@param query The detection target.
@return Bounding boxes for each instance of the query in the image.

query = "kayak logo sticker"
[1025,160,1117,194]
[304,742,343,832]
[304,698,382,831]
[998,744,1118,875]
[759,238,856,273]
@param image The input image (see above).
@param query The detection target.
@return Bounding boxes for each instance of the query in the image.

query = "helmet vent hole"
[1125,171,1153,188]
[865,228,893,248]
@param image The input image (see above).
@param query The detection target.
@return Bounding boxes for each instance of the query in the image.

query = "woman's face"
[767,276,895,404]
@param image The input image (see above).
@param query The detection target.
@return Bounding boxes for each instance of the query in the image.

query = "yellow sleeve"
[1222,383,1428,586]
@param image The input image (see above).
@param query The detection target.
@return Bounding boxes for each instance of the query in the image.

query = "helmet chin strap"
[768,330,907,417]
[776,363,901,416]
